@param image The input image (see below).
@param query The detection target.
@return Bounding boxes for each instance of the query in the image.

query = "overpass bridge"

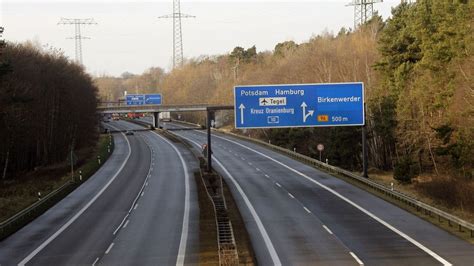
[98,104,234,128]
[98,103,234,172]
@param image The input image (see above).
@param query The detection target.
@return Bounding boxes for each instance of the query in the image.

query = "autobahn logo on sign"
[234,82,364,129]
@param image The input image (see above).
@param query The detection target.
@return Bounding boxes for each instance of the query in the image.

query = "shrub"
[393,156,418,183]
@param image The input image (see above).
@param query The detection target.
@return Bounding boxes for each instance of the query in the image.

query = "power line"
[58,18,97,65]
[158,0,195,69]
[347,0,382,29]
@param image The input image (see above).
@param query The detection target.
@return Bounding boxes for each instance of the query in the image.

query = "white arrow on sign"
[239,103,246,124]
[301,102,314,123]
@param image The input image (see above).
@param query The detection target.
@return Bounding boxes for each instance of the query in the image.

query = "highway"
[0,121,199,265]
[157,119,474,266]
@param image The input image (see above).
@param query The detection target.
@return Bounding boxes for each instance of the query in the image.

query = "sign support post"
[362,103,368,178]
[206,109,213,172]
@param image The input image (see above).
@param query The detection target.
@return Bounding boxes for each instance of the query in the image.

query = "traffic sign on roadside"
[317,144,324,151]
[234,83,364,129]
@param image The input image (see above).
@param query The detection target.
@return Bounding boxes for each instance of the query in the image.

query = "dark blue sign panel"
[126,94,162,105]
[145,94,162,105]
[234,83,364,129]
[126,94,145,105]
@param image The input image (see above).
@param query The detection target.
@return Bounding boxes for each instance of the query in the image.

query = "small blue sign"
[145,94,162,105]
[126,94,162,105]
[126,94,146,105]
[234,83,364,129]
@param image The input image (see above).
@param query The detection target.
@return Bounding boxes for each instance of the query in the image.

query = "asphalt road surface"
[159,119,474,266]
[0,120,199,266]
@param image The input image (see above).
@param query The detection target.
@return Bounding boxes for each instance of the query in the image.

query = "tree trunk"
[2,148,9,179]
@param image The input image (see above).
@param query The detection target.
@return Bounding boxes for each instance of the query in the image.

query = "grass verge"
[0,134,114,237]
[221,178,257,265]
[159,129,256,265]
[194,170,220,265]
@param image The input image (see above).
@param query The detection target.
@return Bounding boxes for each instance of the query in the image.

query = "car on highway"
[125,130,134,135]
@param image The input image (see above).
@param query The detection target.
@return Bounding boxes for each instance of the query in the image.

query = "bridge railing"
[97,104,233,114]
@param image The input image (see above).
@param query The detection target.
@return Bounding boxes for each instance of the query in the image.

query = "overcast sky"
[1,0,401,77]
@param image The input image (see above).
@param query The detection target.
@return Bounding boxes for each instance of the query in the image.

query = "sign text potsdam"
[234,83,364,129]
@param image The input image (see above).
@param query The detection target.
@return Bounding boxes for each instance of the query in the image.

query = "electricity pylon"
[58,18,97,65]
[0,27,5,57]
[347,0,382,29]
[158,0,195,69]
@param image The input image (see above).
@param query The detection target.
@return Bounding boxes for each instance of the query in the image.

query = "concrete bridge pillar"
[153,112,160,129]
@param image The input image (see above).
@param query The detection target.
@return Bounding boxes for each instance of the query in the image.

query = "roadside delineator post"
[97,155,101,165]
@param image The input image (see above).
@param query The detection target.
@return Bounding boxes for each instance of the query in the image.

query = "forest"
[95,1,473,211]
[0,42,99,179]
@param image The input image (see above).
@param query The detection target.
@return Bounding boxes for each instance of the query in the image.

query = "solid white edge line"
[19,126,132,266]
[172,132,282,265]
[350,252,364,265]
[208,132,452,266]
[323,225,333,235]
[151,132,190,266]
[104,243,114,254]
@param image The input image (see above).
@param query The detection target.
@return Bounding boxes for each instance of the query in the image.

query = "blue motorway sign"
[145,94,162,105]
[234,83,364,129]
[126,94,162,105]
[126,94,145,105]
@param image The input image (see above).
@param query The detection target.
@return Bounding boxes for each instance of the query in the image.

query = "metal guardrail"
[127,118,474,238]
[0,134,115,241]
[160,129,239,265]
[216,130,474,238]
[0,181,76,240]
